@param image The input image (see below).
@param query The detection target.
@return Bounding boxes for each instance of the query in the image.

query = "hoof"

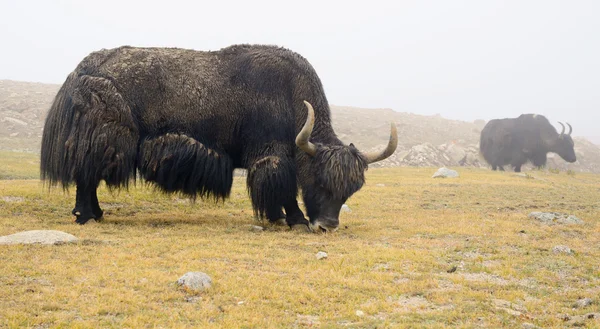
[290,224,311,232]
[74,216,98,225]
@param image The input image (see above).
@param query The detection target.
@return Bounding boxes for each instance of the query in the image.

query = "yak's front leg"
[283,199,310,231]
[246,155,309,230]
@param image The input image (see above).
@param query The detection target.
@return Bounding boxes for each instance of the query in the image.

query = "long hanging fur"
[40,73,139,190]
[138,134,234,199]
[246,156,297,220]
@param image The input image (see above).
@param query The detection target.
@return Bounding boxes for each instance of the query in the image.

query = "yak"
[479,114,576,172]
[41,44,398,232]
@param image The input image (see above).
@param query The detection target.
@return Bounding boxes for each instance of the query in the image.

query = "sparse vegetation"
[1,152,599,328]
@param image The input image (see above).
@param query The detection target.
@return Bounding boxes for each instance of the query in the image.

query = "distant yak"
[40,45,398,232]
[479,114,576,172]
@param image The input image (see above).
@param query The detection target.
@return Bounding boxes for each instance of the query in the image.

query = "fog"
[1,0,598,143]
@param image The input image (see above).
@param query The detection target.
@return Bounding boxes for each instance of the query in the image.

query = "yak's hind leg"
[139,134,234,200]
[247,155,309,230]
[72,180,103,224]
[41,75,139,224]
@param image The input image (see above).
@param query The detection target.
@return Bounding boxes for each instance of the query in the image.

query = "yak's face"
[551,122,576,163]
[301,144,368,232]
[554,134,576,163]
[295,101,398,232]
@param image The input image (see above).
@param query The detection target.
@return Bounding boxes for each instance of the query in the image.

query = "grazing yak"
[479,114,576,172]
[41,45,398,232]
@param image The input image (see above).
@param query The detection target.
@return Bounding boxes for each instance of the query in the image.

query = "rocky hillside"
[331,105,600,173]
[2,79,599,172]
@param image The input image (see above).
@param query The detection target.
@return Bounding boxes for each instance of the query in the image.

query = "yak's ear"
[349,143,355,148]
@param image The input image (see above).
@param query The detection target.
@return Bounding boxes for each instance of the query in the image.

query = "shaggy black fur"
[139,134,233,199]
[480,114,576,172]
[246,156,297,221]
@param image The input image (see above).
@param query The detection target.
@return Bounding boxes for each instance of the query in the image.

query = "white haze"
[1,0,599,143]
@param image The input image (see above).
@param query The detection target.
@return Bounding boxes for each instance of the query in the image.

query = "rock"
[565,313,600,326]
[316,251,328,260]
[445,144,467,163]
[177,272,212,292]
[249,225,264,232]
[296,315,320,327]
[552,245,573,254]
[375,183,385,187]
[9,132,19,138]
[522,323,541,329]
[3,117,28,126]
[528,212,584,225]
[341,204,352,213]
[574,298,593,308]
[355,310,365,317]
[0,230,78,245]
[432,167,459,178]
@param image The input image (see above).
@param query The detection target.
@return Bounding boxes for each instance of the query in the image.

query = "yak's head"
[295,101,398,232]
[551,122,576,163]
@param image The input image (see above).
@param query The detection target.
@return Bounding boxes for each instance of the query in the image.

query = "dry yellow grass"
[1,164,599,328]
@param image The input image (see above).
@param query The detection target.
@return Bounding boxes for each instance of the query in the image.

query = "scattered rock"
[1,196,25,202]
[522,323,541,329]
[552,245,573,254]
[0,230,78,245]
[177,272,212,292]
[375,183,385,187]
[574,298,593,309]
[528,212,584,225]
[249,225,264,232]
[355,310,365,317]
[447,265,457,273]
[564,313,600,326]
[184,296,202,303]
[493,299,526,317]
[432,167,459,178]
[296,315,320,327]
[341,204,352,213]
[4,117,28,126]
[316,251,328,260]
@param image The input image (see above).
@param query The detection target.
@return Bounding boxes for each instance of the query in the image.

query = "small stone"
[0,230,78,245]
[177,272,212,292]
[316,251,328,260]
[432,167,459,178]
[574,298,593,308]
[355,310,365,317]
[341,204,352,213]
[552,245,573,254]
[249,225,264,232]
[522,323,541,329]
[528,212,584,225]
[447,265,458,273]
[375,183,385,187]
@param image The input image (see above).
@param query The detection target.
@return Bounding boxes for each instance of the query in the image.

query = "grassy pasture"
[0,152,599,328]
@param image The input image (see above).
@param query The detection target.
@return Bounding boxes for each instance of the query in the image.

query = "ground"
[0,151,599,328]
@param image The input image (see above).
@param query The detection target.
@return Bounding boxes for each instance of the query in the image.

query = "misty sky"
[1,0,598,140]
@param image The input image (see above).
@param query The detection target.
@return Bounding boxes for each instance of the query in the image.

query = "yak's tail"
[40,73,139,190]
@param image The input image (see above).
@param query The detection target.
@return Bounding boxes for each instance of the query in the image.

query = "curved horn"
[295,101,317,157]
[558,122,565,135]
[567,122,572,136]
[362,122,399,164]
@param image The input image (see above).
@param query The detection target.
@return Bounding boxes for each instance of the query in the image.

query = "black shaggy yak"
[41,45,398,232]
[479,114,576,172]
